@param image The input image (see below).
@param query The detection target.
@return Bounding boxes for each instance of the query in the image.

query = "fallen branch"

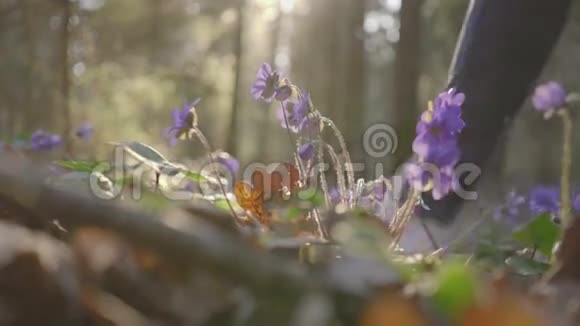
[0,157,315,296]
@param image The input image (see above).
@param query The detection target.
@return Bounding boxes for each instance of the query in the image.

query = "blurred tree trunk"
[149,0,162,64]
[291,0,367,163]
[20,0,35,133]
[393,0,423,166]
[226,0,246,155]
[59,0,72,154]
[0,4,21,137]
[342,0,367,165]
[257,1,281,159]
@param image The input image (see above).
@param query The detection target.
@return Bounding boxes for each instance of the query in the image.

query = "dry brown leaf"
[358,292,429,326]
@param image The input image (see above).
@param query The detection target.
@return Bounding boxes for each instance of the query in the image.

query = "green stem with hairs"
[280,101,326,239]
[558,109,573,227]
[191,129,241,224]
[280,101,307,180]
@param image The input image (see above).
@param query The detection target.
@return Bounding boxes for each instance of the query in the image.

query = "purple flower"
[298,143,315,161]
[215,152,240,175]
[251,63,280,102]
[417,89,466,135]
[413,135,460,167]
[431,166,455,200]
[532,81,567,113]
[493,191,526,224]
[75,122,94,142]
[529,185,560,216]
[412,89,465,166]
[275,85,292,102]
[405,162,455,200]
[163,98,200,147]
[299,115,321,134]
[329,187,351,205]
[405,161,431,192]
[29,130,62,151]
[406,89,466,200]
[434,88,466,108]
[276,91,310,133]
[356,178,395,221]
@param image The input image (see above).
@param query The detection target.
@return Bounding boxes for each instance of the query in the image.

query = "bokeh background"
[1,0,579,194]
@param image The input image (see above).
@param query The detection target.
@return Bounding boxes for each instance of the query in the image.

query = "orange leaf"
[358,293,428,326]
[234,181,269,225]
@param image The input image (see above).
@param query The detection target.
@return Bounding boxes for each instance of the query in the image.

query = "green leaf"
[331,216,418,279]
[111,141,172,173]
[110,175,132,186]
[282,207,303,221]
[123,141,170,164]
[297,190,325,208]
[512,213,560,257]
[214,199,230,211]
[432,261,477,320]
[184,170,205,182]
[13,132,30,141]
[214,199,242,212]
[138,190,173,211]
[55,160,109,172]
[505,255,550,277]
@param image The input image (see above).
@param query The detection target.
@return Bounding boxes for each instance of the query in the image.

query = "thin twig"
[419,218,440,251]
[191,129,241,222]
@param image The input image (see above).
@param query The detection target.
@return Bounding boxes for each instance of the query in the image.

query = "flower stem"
[320,117,355,208]
[191,129,241,222]
[558,109,573,227]
[280,101,326,239]
[391,188,419,246]
[317,143,331,209]
[280,101,307,180]
[419,218,440,251]
[324,143,348,207]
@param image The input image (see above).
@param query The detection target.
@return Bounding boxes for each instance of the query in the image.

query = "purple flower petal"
[164,99,200,146]
[75,122,94,142]
[494,190,526,225]
[217,153,240,175]
[404,162,431,191]
[529,185,560,216]
[250,63,282,102]
[532,81,567,112]
[29,129,62,151]
[276,91,311,133]
[431,166,454,200]
[275,85,292,101]
[168,135,178,147]
[257,63,272,80]
[298,143,315,161]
